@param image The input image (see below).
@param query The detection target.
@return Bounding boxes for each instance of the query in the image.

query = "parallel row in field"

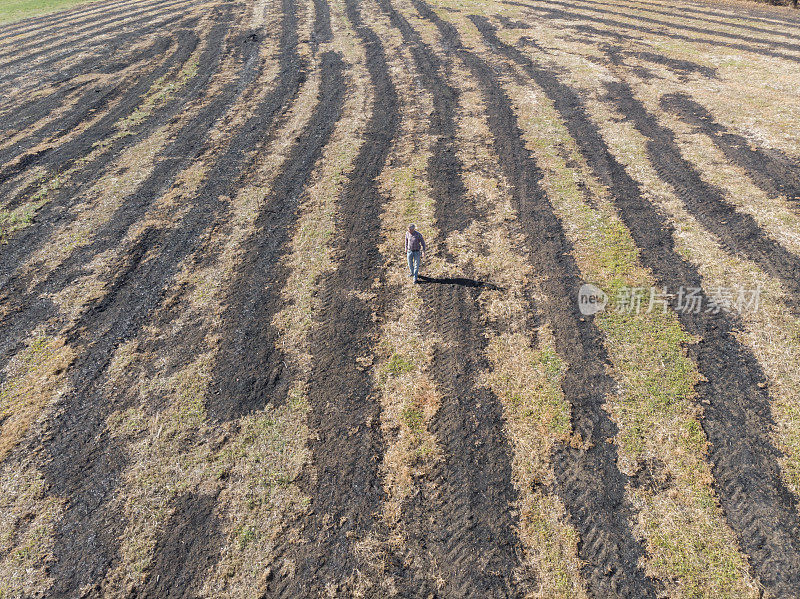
[0,0,799,596]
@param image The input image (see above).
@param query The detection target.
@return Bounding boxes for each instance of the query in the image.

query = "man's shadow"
[416,275,503,291]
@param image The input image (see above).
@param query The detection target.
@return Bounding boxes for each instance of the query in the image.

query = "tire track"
[0,14,238,395]
[0,8,201,113]
[0,33,174,139]
[267,0,399,595]
[415,8,656,597]
[1,23,186,138]
[0,9,229,286]
[207,49,345,422]
[138,492,224,599]
[602,77,800,308]
[412,286,530,598]
[311,0,333,47]
[375,0,529,594]
[661,92,800,204]
[472,17,800,596]
[153,3,341,590]
[36,4,310,589]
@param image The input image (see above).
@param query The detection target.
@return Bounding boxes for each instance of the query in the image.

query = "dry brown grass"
[0,463,63,597]
[584,51,800,503]
[446,21,587,596]
[0,1,323,594]
[373,7,442,546]
[666,109,800,254]
[100,27,331,599]
[493,21,764,594]
[0,335,73,461]
[8,10,259,292]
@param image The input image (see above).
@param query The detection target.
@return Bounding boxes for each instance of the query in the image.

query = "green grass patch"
[0,176,61,242]
[0,0,100,24]
[384,352,415,377]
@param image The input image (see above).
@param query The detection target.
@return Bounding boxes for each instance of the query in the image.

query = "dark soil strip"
[0,12,238,388]
[566,43,715,82]
[509,2,800,65]
[661,92,800,203]
[38,13,310,592]
[267,0,399,596]
[372,0,529,595]
[620,49,717,79]
[412,285,531,598]
[603,77,800,306]
[0,34,174,138]
[207,50,345,422]
[0,7,203,114]
[0,7,192,98]
[418,9,654,597]
[495,10,648,60]
[138,493,224,599]
[0,11,226,259]
[311,0,332,47]
[0,29,195,192]
[622,0,800,28]
[473,18,800,596]
[0,7,227,242]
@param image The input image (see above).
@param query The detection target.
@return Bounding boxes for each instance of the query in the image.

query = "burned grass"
[207,46,343,421]
[476,20,760,597]
[601,76,800,310]
[661,92,800,205]
[21,4,312,595]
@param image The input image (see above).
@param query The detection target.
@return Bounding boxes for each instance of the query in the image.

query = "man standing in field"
[405,224,426,283]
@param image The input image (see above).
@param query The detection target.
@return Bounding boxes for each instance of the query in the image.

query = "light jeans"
[407,250,422,279]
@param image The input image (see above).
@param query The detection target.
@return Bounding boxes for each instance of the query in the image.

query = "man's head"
[408,224,416,233]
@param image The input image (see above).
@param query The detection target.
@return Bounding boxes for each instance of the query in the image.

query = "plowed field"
[1,0,800,596]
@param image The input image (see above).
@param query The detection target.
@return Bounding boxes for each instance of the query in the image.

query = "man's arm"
[421,235,426,252]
